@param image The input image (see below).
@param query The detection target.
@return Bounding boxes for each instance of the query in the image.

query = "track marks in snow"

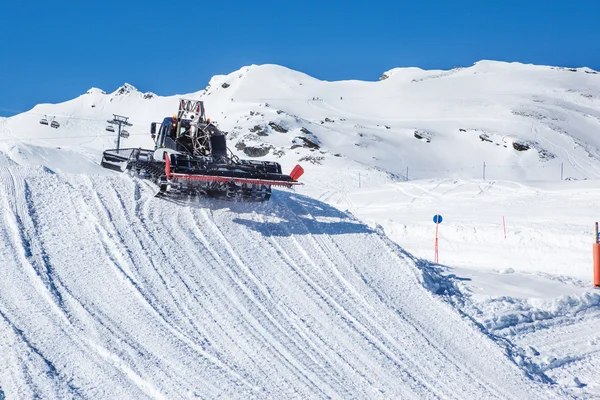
[0,308,77,399]
[1,168,64,310]
[185,208,334,398]
[269,200,493,399]
[0,169,561,399]
[80,178,259,397]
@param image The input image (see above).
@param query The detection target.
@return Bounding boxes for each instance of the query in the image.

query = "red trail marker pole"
[502,216,507,239]
[435,223,439,263]
[594,222,600,288]
[433,214,443,264]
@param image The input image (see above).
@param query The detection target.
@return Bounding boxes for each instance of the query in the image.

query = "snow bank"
[475,292,600,333]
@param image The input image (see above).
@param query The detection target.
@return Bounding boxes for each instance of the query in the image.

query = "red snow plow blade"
[165,154,303,187]
[168,172,304,188]
[158,154,304,200]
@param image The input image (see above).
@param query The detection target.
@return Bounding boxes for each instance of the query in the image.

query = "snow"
[326,179,600,396]
[85,88,107,95]
[335,179,600,280]
[0,60,599,397]
[0,167,561,398]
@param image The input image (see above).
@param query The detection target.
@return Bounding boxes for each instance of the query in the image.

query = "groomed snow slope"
[0,166,559,399]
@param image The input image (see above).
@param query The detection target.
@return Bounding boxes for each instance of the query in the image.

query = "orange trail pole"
[435,222,439,264]
[594,222,600,288]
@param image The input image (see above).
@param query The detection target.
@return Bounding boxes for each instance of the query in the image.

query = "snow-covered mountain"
[1,61,600,398]
[1,60,600,185]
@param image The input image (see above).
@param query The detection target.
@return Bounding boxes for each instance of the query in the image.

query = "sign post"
[433,214,443,263]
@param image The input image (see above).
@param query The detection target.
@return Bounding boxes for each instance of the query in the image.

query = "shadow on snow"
[234,191,372,237]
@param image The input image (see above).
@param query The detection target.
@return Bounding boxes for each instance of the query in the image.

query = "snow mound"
[0,165,558,398]
[475,292,600,333]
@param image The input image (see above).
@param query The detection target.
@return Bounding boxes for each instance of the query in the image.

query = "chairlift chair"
[120,129,129,138]
[39,116,49,125]
[50,120,60,129]
[106,125,115,132]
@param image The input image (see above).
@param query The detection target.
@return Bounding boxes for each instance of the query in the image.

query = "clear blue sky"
[1,0,599,117]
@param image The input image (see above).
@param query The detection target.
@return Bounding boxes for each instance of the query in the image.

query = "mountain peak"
[86,87,106,95]
[113,83,139,96]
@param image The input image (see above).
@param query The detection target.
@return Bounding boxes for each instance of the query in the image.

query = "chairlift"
[50,120,60,129]
[106,124,115,132]
[39,115,49,125]
[120,130,130,138]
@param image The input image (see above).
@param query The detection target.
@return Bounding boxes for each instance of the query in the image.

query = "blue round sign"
[433,214,443,224]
